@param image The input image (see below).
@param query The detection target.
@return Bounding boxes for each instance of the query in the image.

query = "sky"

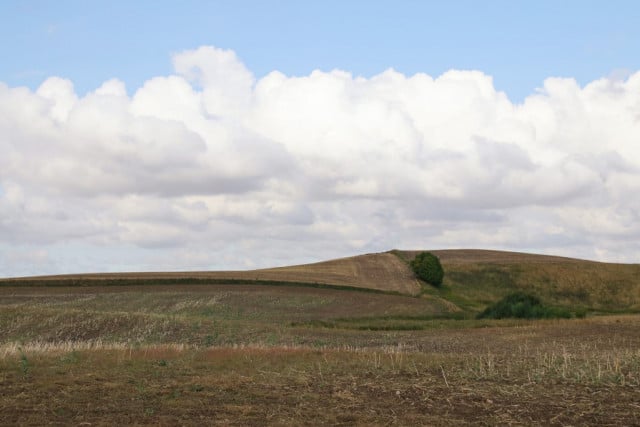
[1,1,640,276]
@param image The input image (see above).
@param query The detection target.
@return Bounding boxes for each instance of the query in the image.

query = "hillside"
[422,249,586,264]
[0,252,422,295]
[2,249,640,314]
[253,252,421,295]
[395,249,640,313]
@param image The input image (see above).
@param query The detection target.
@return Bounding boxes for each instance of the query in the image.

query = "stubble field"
[1,282,639,425]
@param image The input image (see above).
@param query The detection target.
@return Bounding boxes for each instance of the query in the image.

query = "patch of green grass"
[60,350,80,364]
[292,313,523,331]
[18,347,29,378]
[477,292,572,319]
[431,262,640,316]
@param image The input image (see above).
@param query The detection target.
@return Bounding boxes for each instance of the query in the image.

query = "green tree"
[410,252,444,287]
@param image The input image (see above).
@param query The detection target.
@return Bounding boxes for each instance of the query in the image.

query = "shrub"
[410,252,444,287]
[477,292,571,319]
[574,307,588,318]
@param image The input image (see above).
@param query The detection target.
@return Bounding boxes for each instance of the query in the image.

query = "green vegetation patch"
[477,292,571,319]
[410,252,444,287]
[292,312,473,331]
[446,266,520,289]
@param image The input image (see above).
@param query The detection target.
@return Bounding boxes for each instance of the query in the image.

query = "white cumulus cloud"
[1,46,640,275]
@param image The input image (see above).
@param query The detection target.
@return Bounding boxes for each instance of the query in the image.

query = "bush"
[477,292,571,319]
[410,252,444,287]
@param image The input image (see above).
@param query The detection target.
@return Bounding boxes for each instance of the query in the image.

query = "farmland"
[1,250,640,425]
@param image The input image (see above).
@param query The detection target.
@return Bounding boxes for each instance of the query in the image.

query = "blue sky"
[2,1,639,102]
[1,1,640,276]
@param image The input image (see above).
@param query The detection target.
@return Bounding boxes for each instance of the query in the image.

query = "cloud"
[1,46,640,275]
[172,46,255,117]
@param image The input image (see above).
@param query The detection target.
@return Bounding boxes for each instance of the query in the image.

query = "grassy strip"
[291,312,478,331]
[332,312,471,322]
[291,316,545,331]
[0,277,404,296]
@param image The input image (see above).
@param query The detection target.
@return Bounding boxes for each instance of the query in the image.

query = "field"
[2,250,640,425]
[1,251,423,295]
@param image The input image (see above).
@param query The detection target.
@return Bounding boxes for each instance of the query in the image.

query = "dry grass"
[256,252,422,295]
[431,248,589,264]
[0,284,452,348]
[2,315,639,425]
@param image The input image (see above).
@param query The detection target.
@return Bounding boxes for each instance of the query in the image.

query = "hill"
[0,252,421,295]
[395,249,640,314]
[2,249,640,314]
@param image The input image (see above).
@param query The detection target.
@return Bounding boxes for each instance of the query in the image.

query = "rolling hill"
[2,249,639,314]
[0,251,421,294]
[402,249,640,313]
